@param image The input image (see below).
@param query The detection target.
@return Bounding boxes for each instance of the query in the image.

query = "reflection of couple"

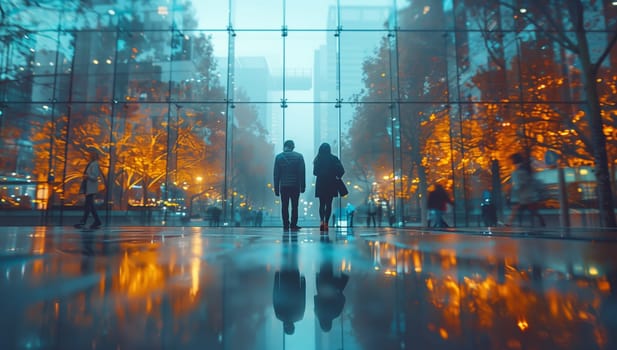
[272,239,349,335]
[273,239,305,335]
[314,257,349,331]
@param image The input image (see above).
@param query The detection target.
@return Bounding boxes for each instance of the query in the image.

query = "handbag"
[79,178,87,194]
[337,178,348,197]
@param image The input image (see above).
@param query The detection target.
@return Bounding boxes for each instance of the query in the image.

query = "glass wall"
[1,0,616,227]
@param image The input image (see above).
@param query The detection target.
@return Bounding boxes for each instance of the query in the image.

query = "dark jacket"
[427,185,452,211]
[274,150,306,194]
[313,154,345,198]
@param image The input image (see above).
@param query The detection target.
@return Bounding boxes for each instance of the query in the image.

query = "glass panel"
[397,30,448,104]
[192,0,230,30]
[43,103,110,225]
[71,30,119,102]
[286,0,338,30]
[233,31,283,102]
[339,5,393,30]
[284,32,319,103]
[397,0,451,31]
[339,31,390,103]
[342,101,395,224]
[112,102,172,225]
[228,101,275,226]
[234,0,282,30]
[113,30,171,103]
[168,31,227,102]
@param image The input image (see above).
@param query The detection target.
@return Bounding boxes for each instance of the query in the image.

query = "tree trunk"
[574,21,617,227]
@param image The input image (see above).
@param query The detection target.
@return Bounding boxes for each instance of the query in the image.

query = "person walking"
[274,140,306,231]
[376,199,383,227]
[74,149,104,229]
[366,199,377,227]
[505,152,545,227]
[345,202,355,228]
[427,183,453,228]
[313,143,345,232]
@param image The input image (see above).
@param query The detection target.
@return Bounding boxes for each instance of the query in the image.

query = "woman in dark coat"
[313,143,345,232]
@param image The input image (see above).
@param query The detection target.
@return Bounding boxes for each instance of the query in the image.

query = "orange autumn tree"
[467,0,617,227]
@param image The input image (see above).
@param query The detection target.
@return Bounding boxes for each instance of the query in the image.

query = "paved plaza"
[0,225,615,350]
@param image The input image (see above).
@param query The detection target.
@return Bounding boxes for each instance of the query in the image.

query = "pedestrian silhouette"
[274,140,306,231]
[366,198,377,227]
[314,253,349,332]
[273,241,305,335]
[74,148,104,230]
[313,143,345,233]
[505,153,545,227]
[427,183,453,228]
[346,202,355,228]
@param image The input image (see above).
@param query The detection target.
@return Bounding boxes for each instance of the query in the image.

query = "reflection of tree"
[467,0,617,227]
[347,1,617,226]
[353,240,614,349]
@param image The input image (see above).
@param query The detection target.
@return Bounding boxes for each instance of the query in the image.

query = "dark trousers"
[367,213,376,227]
[80,194,101,225]
[281,187,300,228]
[318,196,334,224]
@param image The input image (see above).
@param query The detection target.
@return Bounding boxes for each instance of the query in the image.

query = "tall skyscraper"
[313,5,391,155]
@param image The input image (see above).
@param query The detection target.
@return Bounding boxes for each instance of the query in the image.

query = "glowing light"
[190,234,203,297]
[158,6,169,15]
[439,328,448,339]
[517,319,529,331]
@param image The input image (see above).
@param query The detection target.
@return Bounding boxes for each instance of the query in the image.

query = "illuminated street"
[0,226,615,350]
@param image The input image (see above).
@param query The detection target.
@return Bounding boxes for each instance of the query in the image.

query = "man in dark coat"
[274,140,306,231]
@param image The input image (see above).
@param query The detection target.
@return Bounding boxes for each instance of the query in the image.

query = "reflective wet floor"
[0,225,616,350]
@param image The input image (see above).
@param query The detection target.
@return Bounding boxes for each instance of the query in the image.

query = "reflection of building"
[313,6,391,154]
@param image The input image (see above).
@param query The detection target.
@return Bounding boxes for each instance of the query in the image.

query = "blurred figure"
[313,143,345,233]
[366,199,377,227]
[208,206,222,227]
[427,183,453,228]
[274,140,306,231]
[505,153,545,227]
[74,148,104,229]
[255,209,263,227]
[345,202,355,228]
[273,241,305,335]
[314,255,349,332]
[233,208,241,226]
[376,200,383,227]
[481,189,497,226]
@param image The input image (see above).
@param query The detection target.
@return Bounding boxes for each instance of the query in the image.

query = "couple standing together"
[273,140,345,232]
